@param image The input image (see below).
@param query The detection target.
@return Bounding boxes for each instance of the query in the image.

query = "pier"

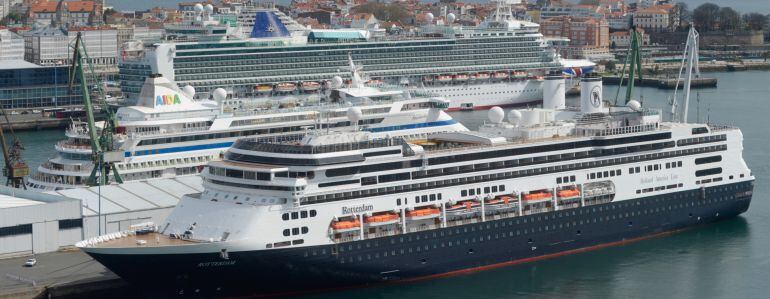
[602,76,718,89]
[0,251,130,299]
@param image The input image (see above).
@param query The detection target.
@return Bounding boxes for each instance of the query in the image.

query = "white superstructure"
[28,62,467,191]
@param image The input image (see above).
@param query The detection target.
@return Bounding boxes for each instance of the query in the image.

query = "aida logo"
[156,94,182,106]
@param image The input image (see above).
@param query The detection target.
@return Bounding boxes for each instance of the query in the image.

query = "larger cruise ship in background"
[119,0,594,111]
[27,58,467,191]
[78,73,753,297]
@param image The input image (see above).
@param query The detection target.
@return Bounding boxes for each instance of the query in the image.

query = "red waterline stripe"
[237,228,688,298]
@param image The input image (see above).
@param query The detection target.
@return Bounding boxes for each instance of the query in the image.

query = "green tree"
[743,13,768,31]
[674,2,689,29]
[606,60,616,71]
[718,7,741,31]
[693,3,720,31]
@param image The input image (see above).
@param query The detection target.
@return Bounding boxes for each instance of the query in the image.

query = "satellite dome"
[347,107,363,123]
[425,13,434,23]
[213,88,227,102]
[194,3,204,12]
[627,100,642,111]
[507,110,523,125]
[204,4,214,13]
[331,76,343,88]
[488,106,504,124]
[182,85,196,98]
[447,13,456,23]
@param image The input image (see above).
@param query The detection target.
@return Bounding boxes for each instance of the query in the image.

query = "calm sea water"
[2,71,768,298]
[108,0,770,14]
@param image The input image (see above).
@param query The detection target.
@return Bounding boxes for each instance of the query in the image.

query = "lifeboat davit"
[406,207,441,220]
[276,83,297,93]
[330,219,361,233]
[523,191,553,201]
[364,213,400,226]
[423,75,434,82]
[513,71,528,79]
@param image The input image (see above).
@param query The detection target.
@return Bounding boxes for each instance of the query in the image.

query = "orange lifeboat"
[255,84,273,92]
[407,207,441,220]
[437,75,452,82]
[523,191,553,201]
[364,213,400,226]
[557,189,581,199]
[446,200,480,212]
[454,74,469,81]
[494,71,509,79]
[486,196,515,206]
[477,72,490,80]
[301,81,321,91]
[275,82,297,92]
[331,219,361,232]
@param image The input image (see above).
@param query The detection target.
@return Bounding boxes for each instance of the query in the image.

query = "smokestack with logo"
[543,71,565,110]
[580,73,604,114]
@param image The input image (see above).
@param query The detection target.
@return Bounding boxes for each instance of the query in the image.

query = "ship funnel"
[580,74,604,114]
[543,71,565,110]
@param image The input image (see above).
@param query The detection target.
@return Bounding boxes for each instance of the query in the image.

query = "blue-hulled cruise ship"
[119,1,594,111]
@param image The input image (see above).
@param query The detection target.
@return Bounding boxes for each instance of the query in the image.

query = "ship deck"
[82,232,200,249]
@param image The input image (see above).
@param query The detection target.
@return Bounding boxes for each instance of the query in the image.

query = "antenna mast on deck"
[670,26,700,123]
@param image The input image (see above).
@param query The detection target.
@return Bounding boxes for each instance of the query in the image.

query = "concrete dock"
[0,250,134,299]
[602,76,718,89]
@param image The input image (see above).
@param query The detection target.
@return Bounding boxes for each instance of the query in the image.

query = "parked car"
[24,258,37,267]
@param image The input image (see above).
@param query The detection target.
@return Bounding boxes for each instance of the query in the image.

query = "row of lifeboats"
[330,208,444,232]
[423,71,534,83]
[254,81,323,93]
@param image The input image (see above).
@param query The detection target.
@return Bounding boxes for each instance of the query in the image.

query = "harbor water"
[4,71,770,298]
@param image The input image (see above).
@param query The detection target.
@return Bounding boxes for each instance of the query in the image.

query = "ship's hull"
[85,181,753,298]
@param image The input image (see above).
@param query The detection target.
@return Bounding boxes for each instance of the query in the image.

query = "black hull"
[86,181,754,298]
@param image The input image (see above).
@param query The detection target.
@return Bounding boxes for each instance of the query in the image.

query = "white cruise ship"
[28,59,467,191]
[78,74,753,297]
[119,0,594,111]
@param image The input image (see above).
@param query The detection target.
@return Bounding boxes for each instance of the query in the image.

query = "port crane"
[68,32,123,186]
[613,26,644,106]
[0,108,29,188]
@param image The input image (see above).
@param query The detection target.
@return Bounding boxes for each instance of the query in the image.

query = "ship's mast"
[671,26,700,123]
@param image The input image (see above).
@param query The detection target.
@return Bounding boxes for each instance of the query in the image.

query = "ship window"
[484,187,490,194]
[301,211,308,218]
[430,194,436,201]
[291,212,298,219]
[282,229,290,237]
[461,190,468,197]
[310,210,317,217]
[282,213,289,221]
[292,228,300,235]
[469,189,475,196]
[438,193,442,200]
[421,195,428,202]
[397,198,401,206]
[301,227,309,234]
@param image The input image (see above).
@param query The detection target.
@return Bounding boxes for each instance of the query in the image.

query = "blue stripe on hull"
[125,120,459,157]
[85,181,754,297]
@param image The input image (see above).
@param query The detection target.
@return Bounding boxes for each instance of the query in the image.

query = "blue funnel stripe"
[250,11,290,38]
